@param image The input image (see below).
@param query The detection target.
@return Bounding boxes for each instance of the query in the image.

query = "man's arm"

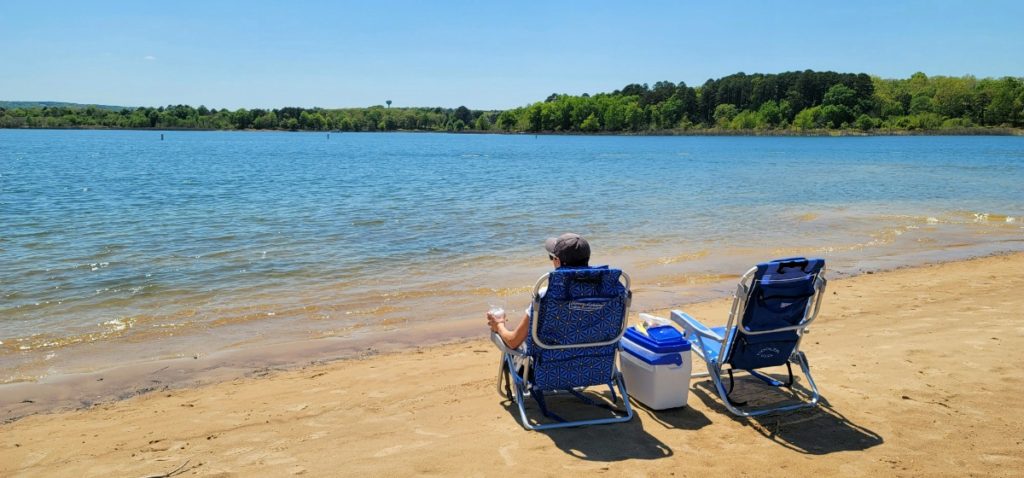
[489,311,529,349]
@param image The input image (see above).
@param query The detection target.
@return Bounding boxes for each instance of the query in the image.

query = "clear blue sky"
[1,1,1021,110]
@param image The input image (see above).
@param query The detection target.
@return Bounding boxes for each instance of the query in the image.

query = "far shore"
[3,252,1024,476]
[2,125,1023,136]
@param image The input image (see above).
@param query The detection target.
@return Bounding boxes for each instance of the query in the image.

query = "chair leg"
[516,372,635,431]
[794,352,821,406]
[707,361,752,416]
[496,354,508,398]
[614,371,634,420]
[708,358,820,417]
[515,380,535,430]
[725,369,749,407]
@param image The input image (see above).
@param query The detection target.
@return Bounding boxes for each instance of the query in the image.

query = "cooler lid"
[623,325,690,353]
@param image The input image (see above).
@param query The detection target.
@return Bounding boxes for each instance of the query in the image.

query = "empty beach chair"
[672,257,827,417]
[491,266,634,430]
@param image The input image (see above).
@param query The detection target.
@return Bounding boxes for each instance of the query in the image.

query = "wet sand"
[2,253,1024,477]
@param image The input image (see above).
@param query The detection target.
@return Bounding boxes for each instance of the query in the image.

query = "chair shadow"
[501,388,674,461]
[691,376,884,455]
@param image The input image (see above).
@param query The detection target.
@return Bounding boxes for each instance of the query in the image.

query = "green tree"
[757,100,785,127]
[932,76,973,118]
[855,114,877,130]
[983,78,1018,125]
[454,106,472,125]
[253,111,278,129]
[713,104,738,127]
[823,84,858,110]
[603,101,627,131]
[624,102,645,131]
[792,106,822,130]
[819,105,853,128]
[496,110,518,130]
[730,110,761,129]
[909,94,934,115]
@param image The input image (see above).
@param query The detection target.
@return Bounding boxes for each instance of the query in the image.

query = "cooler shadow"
[630,398,713,431]
[691,377,884,454]
[501,390,674,461]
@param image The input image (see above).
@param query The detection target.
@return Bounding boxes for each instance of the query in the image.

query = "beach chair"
[490,266,634,430]
[672,257,827,417]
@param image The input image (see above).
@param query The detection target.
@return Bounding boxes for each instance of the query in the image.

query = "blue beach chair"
[491,266,634,430]
[672,258,827,417]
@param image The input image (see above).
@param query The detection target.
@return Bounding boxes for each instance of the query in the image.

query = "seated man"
[488,232,591,348]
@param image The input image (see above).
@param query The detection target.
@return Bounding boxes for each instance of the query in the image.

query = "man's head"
[544,233,590,267]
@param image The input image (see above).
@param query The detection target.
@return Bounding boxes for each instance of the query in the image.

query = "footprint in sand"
[303,419,333,429]
[498,443,518,466]
[236,451,297,466]
[373,441,430,457]
[303,431,330,441]
[21,451,47,468]
[202,471,238,478]
[224,446,255,456]
[143,439,172,452]
[413,428,449,438]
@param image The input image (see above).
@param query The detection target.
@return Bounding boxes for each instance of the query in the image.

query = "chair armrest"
[670,310,723,342]
[490,332,527,357]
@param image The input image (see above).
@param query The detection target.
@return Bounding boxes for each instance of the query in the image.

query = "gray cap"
[544,233,591,266]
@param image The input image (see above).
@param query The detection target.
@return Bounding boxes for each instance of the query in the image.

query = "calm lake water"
[2,130,1023,382]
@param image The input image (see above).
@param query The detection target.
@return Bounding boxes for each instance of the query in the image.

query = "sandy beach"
[2,253,1024,477]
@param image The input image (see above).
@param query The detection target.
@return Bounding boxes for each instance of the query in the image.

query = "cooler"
[619,325,692,410]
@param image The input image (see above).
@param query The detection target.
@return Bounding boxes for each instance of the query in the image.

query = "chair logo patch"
[568,301,605,312]
[757,346,781,358]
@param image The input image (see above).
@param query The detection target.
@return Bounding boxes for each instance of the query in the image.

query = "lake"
[2,130,1022,383]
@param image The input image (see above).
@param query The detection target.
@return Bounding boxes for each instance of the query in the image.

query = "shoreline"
[3,251,1023,476]
[3,249,1022,424]
[3,125,1023,136]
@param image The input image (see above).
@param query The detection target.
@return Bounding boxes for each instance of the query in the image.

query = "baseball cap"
[544,233,591,266]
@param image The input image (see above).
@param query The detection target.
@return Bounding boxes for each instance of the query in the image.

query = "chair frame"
[672,264,827,417]
[492,270,634,430]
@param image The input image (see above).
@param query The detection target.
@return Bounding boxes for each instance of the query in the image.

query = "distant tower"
[386,100,392,109]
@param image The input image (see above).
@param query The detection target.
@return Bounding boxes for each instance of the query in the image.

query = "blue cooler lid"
[623,325,691,353]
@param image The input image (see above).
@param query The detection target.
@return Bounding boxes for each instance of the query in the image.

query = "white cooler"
[619,325,692,410]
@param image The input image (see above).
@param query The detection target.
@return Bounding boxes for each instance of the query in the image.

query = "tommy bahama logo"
[568,301,605,312]
[757,346,781,358]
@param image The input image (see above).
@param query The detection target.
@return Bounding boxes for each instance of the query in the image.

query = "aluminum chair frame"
[672,264,827,417]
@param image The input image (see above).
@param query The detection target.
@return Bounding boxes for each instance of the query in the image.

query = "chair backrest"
[724,257,825,370]
[527,266,630,391]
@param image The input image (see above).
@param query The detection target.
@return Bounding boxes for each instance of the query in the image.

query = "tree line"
[497,71,1023,132]
[0,104,498,132]
[2,70,1022,133]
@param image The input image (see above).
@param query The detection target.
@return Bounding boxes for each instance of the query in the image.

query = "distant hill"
[0,101,129,111]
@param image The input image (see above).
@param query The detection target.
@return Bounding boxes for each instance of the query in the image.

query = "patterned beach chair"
[490,266,634,430]
[672,257,827,417]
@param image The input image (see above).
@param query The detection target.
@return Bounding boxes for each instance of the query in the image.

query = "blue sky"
[1,1,1021,110]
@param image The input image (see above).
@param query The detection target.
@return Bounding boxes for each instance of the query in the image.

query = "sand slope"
[2,254,1024,477]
